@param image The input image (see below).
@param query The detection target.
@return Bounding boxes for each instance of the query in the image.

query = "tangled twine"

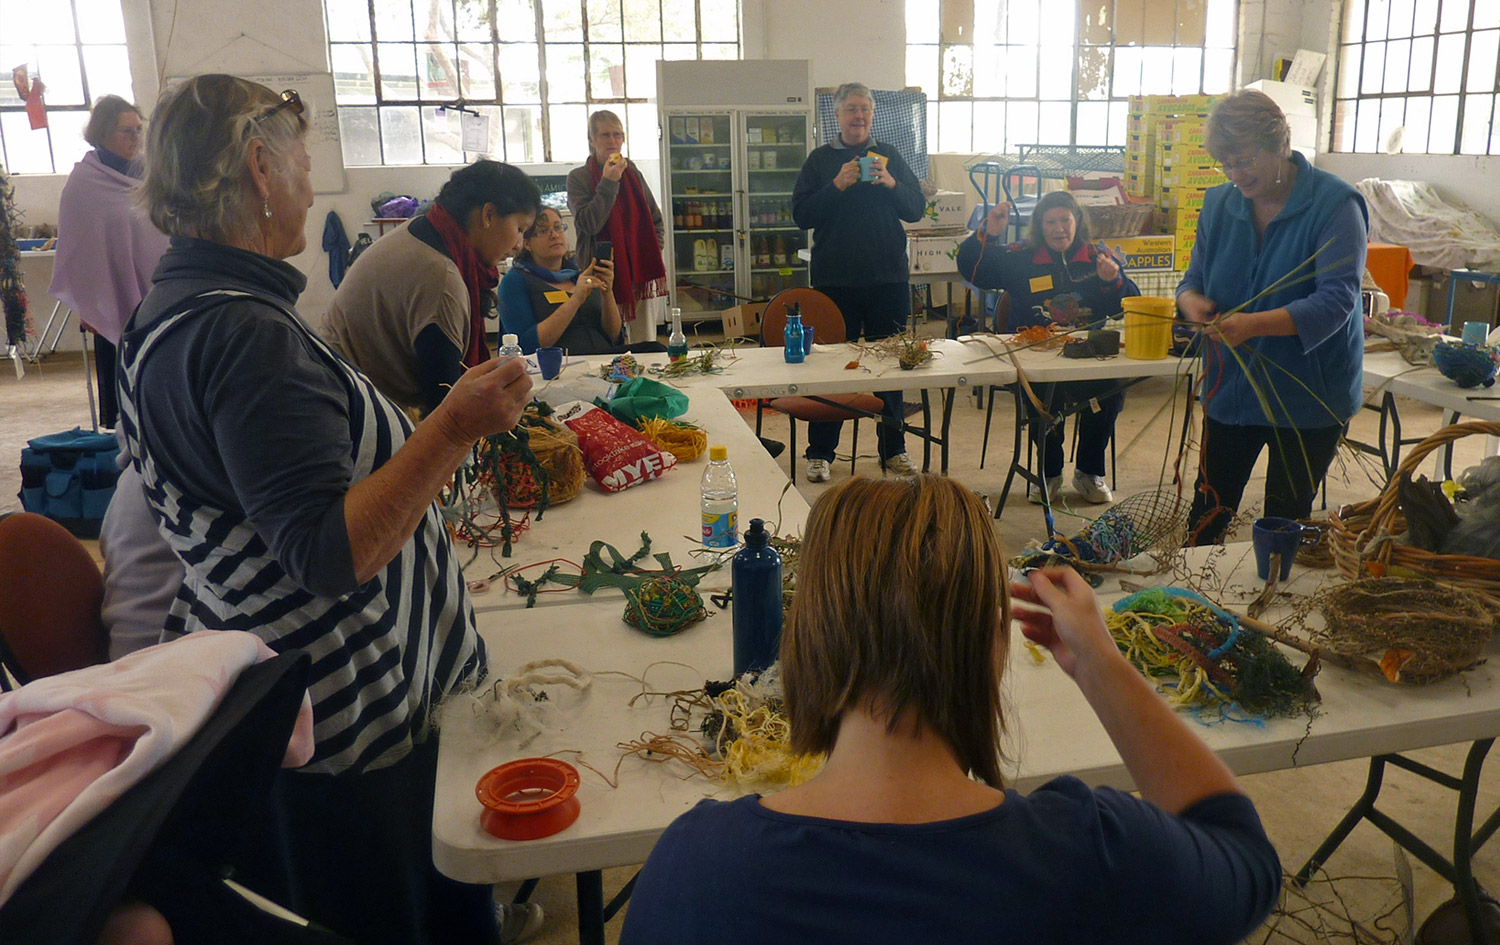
[1005,324,1068,351]
[623,574,710,637]
[436,658,592,749]
[637,417,708,463]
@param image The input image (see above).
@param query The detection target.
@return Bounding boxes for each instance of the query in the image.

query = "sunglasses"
[255,89,304,124]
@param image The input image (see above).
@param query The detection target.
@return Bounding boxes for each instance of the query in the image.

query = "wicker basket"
[1084,202,1154,238]
[1328,420,1500,599]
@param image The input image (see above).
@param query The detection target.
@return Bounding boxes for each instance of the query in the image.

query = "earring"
[263,197,272,219]
[1275,165,1283,185]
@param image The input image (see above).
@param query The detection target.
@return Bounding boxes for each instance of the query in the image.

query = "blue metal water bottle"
[732,518,783,676]
[783,303,805,364]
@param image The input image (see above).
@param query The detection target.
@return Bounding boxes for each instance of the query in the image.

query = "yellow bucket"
[1121,296,1175,360]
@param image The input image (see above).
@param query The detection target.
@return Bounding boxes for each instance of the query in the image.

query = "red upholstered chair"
[0,511,108,687]
[756,288,884,480]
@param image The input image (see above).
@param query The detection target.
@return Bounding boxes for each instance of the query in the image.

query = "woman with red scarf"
[566,110,667,345]
[323,161,540,414]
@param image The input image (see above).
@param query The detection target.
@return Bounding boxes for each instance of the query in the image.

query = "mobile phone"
[595,241,613,262]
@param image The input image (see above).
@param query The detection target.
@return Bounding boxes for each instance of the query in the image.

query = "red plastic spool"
[475,758,582,841]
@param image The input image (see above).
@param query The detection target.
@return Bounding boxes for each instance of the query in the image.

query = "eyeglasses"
[529,222,569,237]
[1215,148,1263,175]
[838,104,873,116]
[254,89,304,124]
[114,125,143,139]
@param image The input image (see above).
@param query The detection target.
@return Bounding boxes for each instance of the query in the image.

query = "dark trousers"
[93,334,118,429]
[806,283,910,462]
[1187,417,1344,546]
[1032,381,1124,479]
[245,737,501,945]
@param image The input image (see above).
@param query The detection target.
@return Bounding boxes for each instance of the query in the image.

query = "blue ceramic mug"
[1252,517,1316,581]
[857,155,879,182]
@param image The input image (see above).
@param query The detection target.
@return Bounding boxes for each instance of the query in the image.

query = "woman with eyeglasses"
[497,206,622,354]
[118,75,538,945]
[1176,90,1368,545]
[49,94,169,429]
[322,159,541,415]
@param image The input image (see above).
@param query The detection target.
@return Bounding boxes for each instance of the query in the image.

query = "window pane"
[1338,44,1363,98]
[1389,0,1416,36]
[499,0,538,33]
[1077,45,1110,100]
[926,105,938,155]
[74,0,127,44]
[1384,38,1411,90]
[1429,93,1459,151]
[1006,98,1037,149]
[624,43,662,100]
[1467,29,1499,92]
[424,106,464,163]
[1005,45,1037,97]
[1140,46,1175,95]
[588,0,622,42]
[546,43,586,100]
[1079,0,1111,43]
[1007,0,1040,43]
[372,0,415,40]
[1108,99,1127,145]
[458,44,496,99]
[699,0,737,43]
[0,112,54,172]
[332,44,376,103]
[661,0,694,42]
[942,44,974,97]
[661,42,696,61]
[548,102,588,160]
[426,2,456,43]
[1367,0,1390,39]
[543,0,584,41]
[1413,0,1439,34]
[625,101,656,153]
[80,45,134,101]
[1171,47,1203,94]
[1077,101,1108,145]
[1435,31,1466,91]
[907,0,938,43]
[1478,0,1500,29]
[908,45,940,96]
[1378,96,1406,150]
[499,43,541,101]
[503,104,543,161]
[1361,40,1386,93]
[1332,99,1352,150]
[380,105,423,163]
[1343,0,1366,42]
[339,105,383,165]
[1409,35,1434,91]
[456,0,492,42]
[1038,101,1070,144]
[1439,0,1469,32]
[1203,47,1233,93]
[1356,97,1380,151]
[975,0,1002,42]
[421,43,460,101]
[588,42,625,98]
[702,43,736,60]
[1038,47,1072,98]
[622,0,661,41]
[378,42,419,99]
[1113,46,1142,97]
[972,100,1004,152]
[938,100,972,151]
[1460,93,1494,152]
[50,110,89,169]
[1205,0,1235,46]
[1404,94,1432,152]
[8,0,75,42]
[36,45,84,105]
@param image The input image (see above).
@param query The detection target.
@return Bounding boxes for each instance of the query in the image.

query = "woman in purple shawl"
[49,95,169,429]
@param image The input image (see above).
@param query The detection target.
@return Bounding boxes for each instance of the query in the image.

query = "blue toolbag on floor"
[18,427,120,538]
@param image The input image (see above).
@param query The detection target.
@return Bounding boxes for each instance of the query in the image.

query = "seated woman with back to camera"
[621,475,1281,945]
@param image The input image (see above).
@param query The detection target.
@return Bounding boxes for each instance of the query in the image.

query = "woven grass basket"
[1328,419,1500,600]
[1084,202,1154,238]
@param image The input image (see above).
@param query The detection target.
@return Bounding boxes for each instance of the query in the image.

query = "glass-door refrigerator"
[658,60,813,326]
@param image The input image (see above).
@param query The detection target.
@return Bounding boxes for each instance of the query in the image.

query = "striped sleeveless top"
[117,288,483,775]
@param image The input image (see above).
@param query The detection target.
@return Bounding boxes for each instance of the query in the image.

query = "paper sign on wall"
[462,112,490,152]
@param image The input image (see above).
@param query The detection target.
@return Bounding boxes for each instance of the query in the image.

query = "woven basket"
[1084,202,1154,238]
[1328,420,1500,599]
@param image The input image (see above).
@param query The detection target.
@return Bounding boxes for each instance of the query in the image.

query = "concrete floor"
[5,343,1497,944]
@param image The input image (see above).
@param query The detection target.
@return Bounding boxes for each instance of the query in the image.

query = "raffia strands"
[636,417,708,463]
[1310,578,1496,683]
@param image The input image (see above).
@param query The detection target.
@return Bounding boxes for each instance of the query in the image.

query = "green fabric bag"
[607,376,689,423]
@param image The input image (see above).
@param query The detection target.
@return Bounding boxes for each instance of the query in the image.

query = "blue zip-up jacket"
[792,138,925,288]
[1178,152,1368,428]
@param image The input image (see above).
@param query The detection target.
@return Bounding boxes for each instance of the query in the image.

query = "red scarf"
[587,156,667,323]
[426,204,500,366]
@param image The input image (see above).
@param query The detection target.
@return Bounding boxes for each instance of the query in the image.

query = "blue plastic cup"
[1252,517,1314,581]
[537,346,564,380]
[803,324,815,353]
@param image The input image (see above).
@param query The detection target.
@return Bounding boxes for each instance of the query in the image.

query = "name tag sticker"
[1029,275,1054,293]
[544,290,570,303]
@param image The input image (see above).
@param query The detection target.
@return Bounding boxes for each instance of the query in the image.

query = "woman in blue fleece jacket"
[1177,90,1368,545]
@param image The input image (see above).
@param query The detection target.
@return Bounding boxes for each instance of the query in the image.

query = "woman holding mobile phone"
[498,208,622,354]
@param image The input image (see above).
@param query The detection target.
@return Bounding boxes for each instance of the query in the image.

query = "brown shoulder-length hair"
[84,95,142,150]
[781,475,1011,787]
[1025,189,1090,254]
[1205,90,1291,163]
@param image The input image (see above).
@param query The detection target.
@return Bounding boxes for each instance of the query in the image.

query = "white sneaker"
[495,901,544,943]
[1027,476,1064,505]
[805,458,832,482]
[1072,471,1114,505]
[881,452,920,476]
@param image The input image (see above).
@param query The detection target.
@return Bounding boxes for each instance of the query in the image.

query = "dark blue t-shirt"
[621,776,1280,945]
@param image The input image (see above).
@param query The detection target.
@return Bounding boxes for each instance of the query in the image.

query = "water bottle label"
[702,509,738,547]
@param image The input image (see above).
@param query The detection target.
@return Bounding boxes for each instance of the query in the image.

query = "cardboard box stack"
[1124,95,1227,271]
[904,190,973,274]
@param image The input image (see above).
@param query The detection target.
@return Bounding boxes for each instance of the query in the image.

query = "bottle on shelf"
[721,240,734,270]
[693,238,707,271]
[705,237,718,270]
[732,518,783,676]
[701,445,738,549]
[756,237,770,268]
[773,234,787,267]
[667,308,688,362]
[783,303,805,364]
[497,333,522,361]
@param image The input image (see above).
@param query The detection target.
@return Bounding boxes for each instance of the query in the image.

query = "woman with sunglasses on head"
[322,159,541,415]
[621,475,1280,944]
[119,75,540,945]
[50,94,169,429]
[1176,90,1368,546]
[497,207,622,354]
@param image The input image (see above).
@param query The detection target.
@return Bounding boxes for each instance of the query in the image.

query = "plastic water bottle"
[701,444,738,548]
[783,303,805,364]
[733,518,783,676]
[667,307,689,362]
[497,332,522,361]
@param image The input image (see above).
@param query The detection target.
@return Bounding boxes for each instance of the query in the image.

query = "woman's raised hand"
[601,153,628,182]
[571,263,599,298]
[1095,244,1121,282]
[437,355,534,445]
[1176,290,1218,324]
[590,257,615,294]
[982,202,1011,239]
[1009,568,1119,679]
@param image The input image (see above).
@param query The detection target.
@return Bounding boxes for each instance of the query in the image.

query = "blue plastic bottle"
[732,518,784,676]
[783,303,805,364]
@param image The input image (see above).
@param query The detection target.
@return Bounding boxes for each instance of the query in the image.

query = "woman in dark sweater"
[498,207,621,354]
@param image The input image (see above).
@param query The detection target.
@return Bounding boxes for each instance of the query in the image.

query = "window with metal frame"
[0,0,137,174]
[905,0,1237,155]
[323,0,740,167]
[1332,0,1500,155]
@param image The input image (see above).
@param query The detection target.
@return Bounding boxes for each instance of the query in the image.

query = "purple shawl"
[49,150,169,343]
